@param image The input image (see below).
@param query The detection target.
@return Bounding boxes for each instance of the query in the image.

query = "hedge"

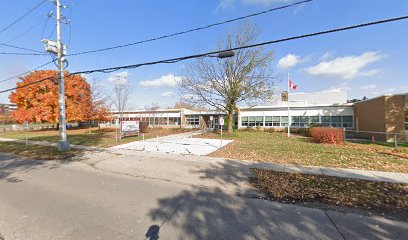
[309,127,344,144]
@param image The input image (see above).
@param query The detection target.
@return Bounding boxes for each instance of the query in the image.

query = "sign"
[121,121,140,133]
[219,117,224,126]
[210,116,213,121]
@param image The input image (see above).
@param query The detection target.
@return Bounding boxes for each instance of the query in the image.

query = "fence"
[344,129,408,147]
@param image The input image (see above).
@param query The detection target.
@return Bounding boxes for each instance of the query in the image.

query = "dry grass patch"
[250,168,408,219]
[0,141,81,160]
[0,127,192,148]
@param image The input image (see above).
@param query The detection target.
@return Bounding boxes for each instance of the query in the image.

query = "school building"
[113,91,408,142]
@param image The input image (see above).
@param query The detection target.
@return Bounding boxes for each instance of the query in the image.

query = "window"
[309,116,319,124]
[342,116,353,128]
[241,117,248,126]
[330,116,342,128]
[186,115,200,126]
[281,116,289,126]
[265,116,273,126]
[321,116,330,127]
[300,116,309,127]
[273,116,280,126]
[291,116,300,127]
[255,116,263,126]
[248,116,256,127]
[169,117,180,126]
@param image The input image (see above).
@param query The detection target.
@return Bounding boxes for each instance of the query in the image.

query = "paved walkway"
[1,137,407,183]
[111,131,233,155]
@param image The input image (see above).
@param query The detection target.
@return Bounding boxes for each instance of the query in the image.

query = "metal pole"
[287,73,291,137]
[56,0,70,151]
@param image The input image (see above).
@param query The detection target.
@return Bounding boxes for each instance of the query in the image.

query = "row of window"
[121,117,181,126]
[241,115,353,128]
[186,115,200,126]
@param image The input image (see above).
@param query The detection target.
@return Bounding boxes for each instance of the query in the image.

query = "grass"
[0,141,82,160]
[250,169,408,219]
[0,127,191,148]
[196,131,408,173]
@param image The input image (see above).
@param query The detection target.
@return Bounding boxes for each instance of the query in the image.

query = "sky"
[0,0,407,109]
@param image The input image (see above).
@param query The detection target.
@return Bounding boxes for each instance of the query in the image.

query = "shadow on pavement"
[0,153,77,183]
[148,159,408,240]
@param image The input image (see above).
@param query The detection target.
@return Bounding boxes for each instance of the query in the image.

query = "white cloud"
[277,54,302,69]
[160,91,173,97]
[306,52,385,79]
[361,84,377,91]
[140,74,181,88]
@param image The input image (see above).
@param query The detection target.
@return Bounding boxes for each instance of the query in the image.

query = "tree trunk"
[227,111,234,134]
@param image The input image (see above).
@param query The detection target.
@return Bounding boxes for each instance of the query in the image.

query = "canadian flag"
[289,80,297,90]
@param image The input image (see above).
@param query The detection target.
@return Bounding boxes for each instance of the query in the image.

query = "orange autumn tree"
[9,70,93,124]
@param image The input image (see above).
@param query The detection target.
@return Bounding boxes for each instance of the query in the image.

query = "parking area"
[111,131,233,156]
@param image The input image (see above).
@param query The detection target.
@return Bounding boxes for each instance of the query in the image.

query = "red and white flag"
[289,80,297,90]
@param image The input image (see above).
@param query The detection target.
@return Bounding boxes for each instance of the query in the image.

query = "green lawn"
[197,131,408,173]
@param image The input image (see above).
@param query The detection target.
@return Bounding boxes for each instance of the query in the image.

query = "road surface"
[0,151,407,240]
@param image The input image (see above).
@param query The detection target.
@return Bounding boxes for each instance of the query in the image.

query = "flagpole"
[287,73,291,137]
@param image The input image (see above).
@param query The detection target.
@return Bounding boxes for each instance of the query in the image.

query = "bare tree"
[89,77,111,130]
[108,73,132,136]
[178,23,274,133]
[145,103,160,127]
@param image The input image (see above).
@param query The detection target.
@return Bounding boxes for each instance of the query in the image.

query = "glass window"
[331,116,341,127]
[291,116,300,127]
[281,116,289,126]
[300,116,309,127]
[241,117,248,126]
[186,115,200,126]
[321,116,330,127]
[265,116,273,126]
[310,116,319,123]
[255,116,263,126]
[342,116,353,128]
[273,116,280,126]
[248,116,256,127]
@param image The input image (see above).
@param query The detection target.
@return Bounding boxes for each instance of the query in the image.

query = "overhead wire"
[67,0,313,56]
[0,60,55,84]
[0,0,48,35]
[1,15,407,94]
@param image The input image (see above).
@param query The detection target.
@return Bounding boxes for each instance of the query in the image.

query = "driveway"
[111,131,233,155]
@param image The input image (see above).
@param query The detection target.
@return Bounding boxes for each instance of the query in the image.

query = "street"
[0,151,407,240]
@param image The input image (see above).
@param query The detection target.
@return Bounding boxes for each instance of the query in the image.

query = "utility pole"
[56,0,70,151]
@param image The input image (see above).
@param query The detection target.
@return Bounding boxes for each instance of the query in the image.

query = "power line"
[0,0,48,35]
[0,60,54,84]
[0,51,47,56]
[0,42,45,53]
[1,15,407,94]
[2,18,49,46]
[68,0,313,56]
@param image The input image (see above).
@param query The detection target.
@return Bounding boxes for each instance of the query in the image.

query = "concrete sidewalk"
[1,137,407,183]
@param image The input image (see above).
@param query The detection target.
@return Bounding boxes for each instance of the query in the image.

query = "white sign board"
[219,117,224,126]
[121,121,140,133]
[210,116,213,121]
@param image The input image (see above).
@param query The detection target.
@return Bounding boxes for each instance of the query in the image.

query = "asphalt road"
[0,152,407,240]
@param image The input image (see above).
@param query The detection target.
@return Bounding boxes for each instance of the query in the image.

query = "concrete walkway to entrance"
[110,131,233,155]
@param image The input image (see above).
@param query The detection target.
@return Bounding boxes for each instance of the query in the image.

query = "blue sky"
[0,0,407,108]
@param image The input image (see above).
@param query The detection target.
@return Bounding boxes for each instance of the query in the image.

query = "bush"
[309,127,344,144]
[139,122,149,133]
